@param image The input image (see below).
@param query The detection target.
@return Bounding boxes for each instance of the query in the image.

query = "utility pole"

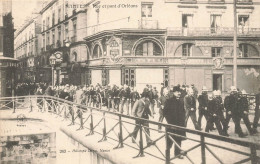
[233,0,237,87]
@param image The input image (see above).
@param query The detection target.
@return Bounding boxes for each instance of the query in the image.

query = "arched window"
[93,45,102,59]
[135,41,162,56]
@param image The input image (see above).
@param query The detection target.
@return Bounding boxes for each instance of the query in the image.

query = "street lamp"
[49,55,56,87]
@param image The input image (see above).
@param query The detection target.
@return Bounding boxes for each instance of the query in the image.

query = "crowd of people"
[16,82,260,159]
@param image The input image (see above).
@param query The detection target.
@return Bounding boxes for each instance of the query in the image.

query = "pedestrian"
[119,84,131,115]
[184,88,201,130]
[205,91,227,136]
[198,86,209,129]
[35,86,43,110]
[131,88,154,147]
[252,88,260,134]
[238,90,254,135]
[130,87,140,114]
[224,86,237,132]
[164,86,186,159]
[158,88,169,131]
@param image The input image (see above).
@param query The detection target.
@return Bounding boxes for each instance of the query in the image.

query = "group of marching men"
[36,83,260,138]
[33,83,260,159]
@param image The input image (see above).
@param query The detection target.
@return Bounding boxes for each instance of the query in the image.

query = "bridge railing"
[0,95,259,164]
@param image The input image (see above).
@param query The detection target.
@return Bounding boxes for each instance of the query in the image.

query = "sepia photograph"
[0,0,260,163]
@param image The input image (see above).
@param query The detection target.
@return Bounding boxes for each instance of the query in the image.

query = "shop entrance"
[213,74,223,91]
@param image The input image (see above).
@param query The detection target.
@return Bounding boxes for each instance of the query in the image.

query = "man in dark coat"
[164,86,186,159]
[184,88,201,130]
[237,90,254,135]
[252,88,260,134]
[198,86,209,129]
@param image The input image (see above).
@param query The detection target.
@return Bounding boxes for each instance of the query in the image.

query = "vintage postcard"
[0,0,260,163]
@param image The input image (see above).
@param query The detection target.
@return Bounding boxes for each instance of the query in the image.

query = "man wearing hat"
[198,86,209,129]
[184,88,201,130]
[206,91,225,136]
[164,86,186,159]
[119,84,131,115]
[252,88,260,134]
[224,86,238,132]
[132,88,154,146]
[238,90,254,135]
[225,86,246,137]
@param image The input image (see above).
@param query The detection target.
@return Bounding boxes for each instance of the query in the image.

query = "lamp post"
[49,55,56,88]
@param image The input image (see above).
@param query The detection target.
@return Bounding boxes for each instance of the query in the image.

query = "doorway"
[213,74,222,91]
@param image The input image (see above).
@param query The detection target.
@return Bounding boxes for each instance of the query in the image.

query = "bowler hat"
[173,86,181,92]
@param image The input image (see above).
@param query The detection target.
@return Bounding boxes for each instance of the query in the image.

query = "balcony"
[208,0,225,3]
[237,0,252,4]
[87,56,260,67]
[180,0,197,3]
[167,27,260,37]
[138,19,158,29]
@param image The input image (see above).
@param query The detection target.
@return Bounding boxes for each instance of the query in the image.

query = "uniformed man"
[113,85,121,111]
[130,87,140,114]
[184,88,201,130]
[205,92,225,136]
[228,87,247,137]
[238,90,254,135]
[148,85,156,114]
[224,86,237,132]
[215,90,228,136]
[119,84,131,115]
[252,88,260,134]
[107,84,115,111]
[198,86,209,129]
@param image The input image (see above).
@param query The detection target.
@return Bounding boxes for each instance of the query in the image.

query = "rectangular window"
[182,14,193,28]
[47,17,50,29]
[141,3,153,18]
[239,44,248,57]
[58,26,61,41]
[238,15,249,34]
[64,23,69,40]
[43,20,45,31]
[58,8,61,22]
[211,47,222,57]
[0,35,3,52]
[52,12,55,26]
[182,44,192,56]
[42,34,45,50]
[73,19,77,41]
[47,32,50,46]
[52,30,55,45]
[210,15,221,33]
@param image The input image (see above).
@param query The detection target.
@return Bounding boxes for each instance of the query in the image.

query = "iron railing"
[0,95,259,164]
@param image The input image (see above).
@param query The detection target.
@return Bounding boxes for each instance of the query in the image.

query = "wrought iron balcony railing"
[138,19,159,29]
[167,27,260,37]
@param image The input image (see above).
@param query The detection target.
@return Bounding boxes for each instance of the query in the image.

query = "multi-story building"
[14,16,42,82]
[0,0,17,97]
[84,0,260,93]
[15,0,260,94]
